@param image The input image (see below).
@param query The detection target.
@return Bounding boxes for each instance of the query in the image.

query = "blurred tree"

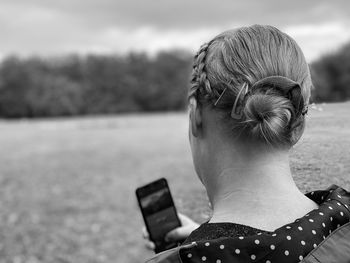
[311,42,350,102]
[133,51,191,111]
[3,43,349,119]
[0,56,37,118]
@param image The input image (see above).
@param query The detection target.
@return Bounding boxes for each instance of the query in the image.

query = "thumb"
[165,227,189,242]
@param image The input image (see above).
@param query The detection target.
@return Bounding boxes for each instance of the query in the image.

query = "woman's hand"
[142,213,200,250]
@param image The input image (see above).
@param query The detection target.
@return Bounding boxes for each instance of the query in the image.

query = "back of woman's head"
[190,25,312,148]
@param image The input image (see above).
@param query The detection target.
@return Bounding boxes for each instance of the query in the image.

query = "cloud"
[0,0,349,61]
[284,22,350,61]
[67,21,350,62]
[83,26,222,55]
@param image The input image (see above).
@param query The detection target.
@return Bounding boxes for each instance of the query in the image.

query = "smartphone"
[136,178,182,253]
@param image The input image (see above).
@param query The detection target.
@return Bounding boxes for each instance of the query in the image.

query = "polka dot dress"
[179,185,350,263]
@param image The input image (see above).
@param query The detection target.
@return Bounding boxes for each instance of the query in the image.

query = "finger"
[165,227,188,242]
[145,241,155,250]
[142,227,149,239]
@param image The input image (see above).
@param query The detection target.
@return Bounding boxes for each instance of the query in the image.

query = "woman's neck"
[204,150,318,231]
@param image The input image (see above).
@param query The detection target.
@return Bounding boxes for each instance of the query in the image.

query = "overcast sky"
[1,0,350,62]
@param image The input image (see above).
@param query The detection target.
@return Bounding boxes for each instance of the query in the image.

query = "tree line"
[0,44,349,118]
[0,51,192,118]
[310,42,350,102]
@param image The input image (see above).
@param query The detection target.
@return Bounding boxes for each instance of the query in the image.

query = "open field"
[0,102,349,263]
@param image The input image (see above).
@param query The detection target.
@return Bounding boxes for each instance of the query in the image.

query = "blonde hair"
[189,25,312,148]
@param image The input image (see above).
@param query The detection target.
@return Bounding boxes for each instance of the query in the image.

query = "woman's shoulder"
[183,221,270,245]
[146,185,350,263]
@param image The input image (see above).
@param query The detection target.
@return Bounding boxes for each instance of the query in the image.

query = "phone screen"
[136,178,181,252]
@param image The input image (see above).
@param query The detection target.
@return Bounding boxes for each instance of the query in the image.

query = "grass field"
[0,102,349,263]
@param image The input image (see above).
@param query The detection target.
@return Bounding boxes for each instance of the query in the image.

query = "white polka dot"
[323,235,326,239]
[270,245,275,250]
[337,224,340,228]
[345,204,348,209]
[205,242,210,246]
[337,202,341,206]
[305,214,309,217]
[239,236,244,240]
[286,236,291,240]
[301,240,306,245]
[319,212,324,216]
[311,192,314,195]
[216,260,221,263]
[187,253,192,258]
[321,196,324,200]
[192,242,197,245]
[298,226,303,231]
[235,249,240,254]
[337,195,342,198]
[220,244,224,249]
[329,206,333,210]
[299,255,303,260]
[251,254,256,260]
[329,230,332,234]
[309,219,314,223]
[313,244,317,248]
[286,226,291,229]
[272,233,277,237]
[284,250,289,256]
[312,230,317,235]
[257,232,262,235]
[340,211,344,216]
[266,261,271,263]
[202,256,206,261]
[255,239,260,244]
[322,223,326,227]
[330,217,333,221]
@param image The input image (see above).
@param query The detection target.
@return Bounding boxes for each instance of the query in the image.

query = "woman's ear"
[189,98,202,137]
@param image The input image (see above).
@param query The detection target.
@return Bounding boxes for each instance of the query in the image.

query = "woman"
[145,25,350,262]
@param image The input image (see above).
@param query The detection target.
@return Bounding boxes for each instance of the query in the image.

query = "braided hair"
[188,25,312,148]
[189,42,220,103]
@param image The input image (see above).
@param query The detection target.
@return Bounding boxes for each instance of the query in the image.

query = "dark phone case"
[136,178,182,253]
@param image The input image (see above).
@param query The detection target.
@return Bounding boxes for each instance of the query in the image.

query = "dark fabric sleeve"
[301,222,350,263]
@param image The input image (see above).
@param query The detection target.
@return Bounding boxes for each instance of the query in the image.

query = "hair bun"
[250,76,305,118]
[242,91,294,146]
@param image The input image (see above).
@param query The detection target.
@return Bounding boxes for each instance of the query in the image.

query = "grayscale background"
[0,1,349,262]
